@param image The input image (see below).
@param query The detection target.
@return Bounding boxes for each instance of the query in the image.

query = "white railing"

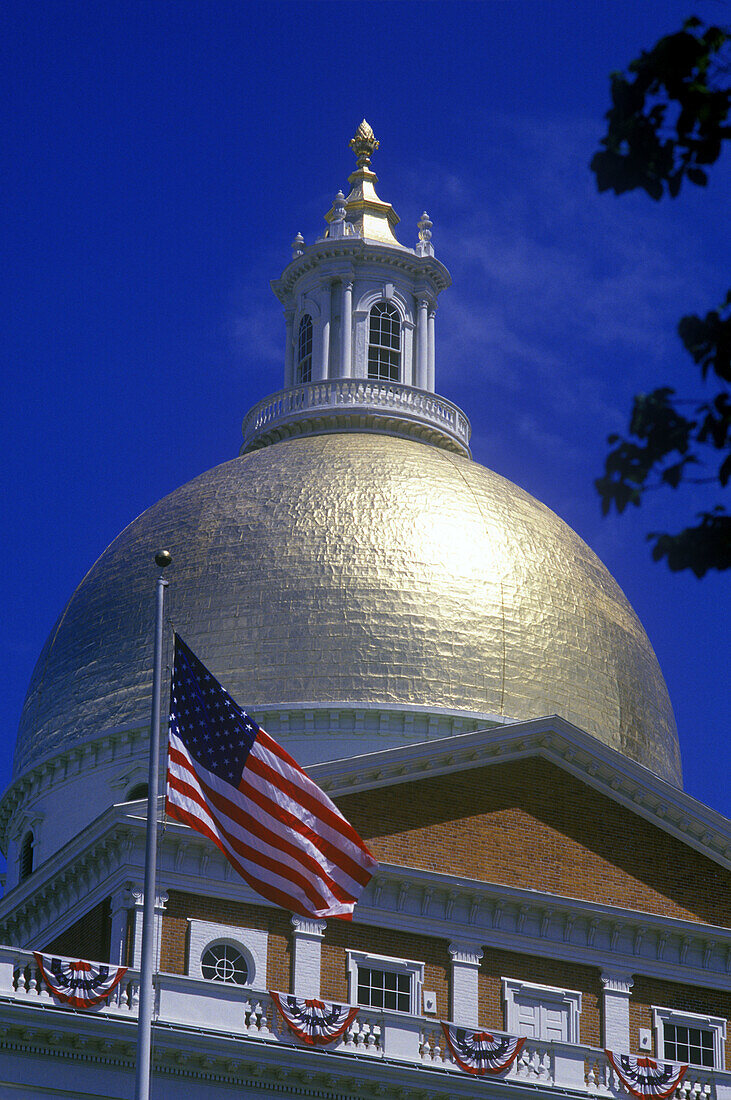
[0,948,140,1015]
[241,379,471,453]
[585,1050,727,1100]
[1,947,729,1097]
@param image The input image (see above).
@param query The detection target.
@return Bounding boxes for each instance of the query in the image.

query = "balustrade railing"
[0,946,728,1097]
[3,948,140,1014]
[241,379,471,453]
[585,1050,723,1100]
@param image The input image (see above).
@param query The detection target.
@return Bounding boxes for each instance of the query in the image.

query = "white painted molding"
[653,1005,727,1069]
[601,970,634,1049]
[503,977,582,1043]
[347,950,424,1015]
[291,915,326,996]
[448,941,484,967]
[449,942,482,1027]
[187,919,267,989]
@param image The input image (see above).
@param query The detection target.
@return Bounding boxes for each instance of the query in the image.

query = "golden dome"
[14,433,681,786]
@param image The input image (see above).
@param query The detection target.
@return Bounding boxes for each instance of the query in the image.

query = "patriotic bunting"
[271,991,360,1045]
[441,1023,525,1075]
[33,953,128,1009]
[606,1051,688,1099]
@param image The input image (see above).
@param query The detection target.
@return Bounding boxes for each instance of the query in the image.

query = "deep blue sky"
[2,1,728,817]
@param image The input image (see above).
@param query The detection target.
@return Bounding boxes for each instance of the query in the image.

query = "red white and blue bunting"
[441,1023,526,1075]
[33,953,128,1009]
[606,1051,688,1098]
[270,991,360,1046]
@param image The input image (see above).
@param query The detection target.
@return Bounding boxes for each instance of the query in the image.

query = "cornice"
[0,704,502,854]
[272,238,451,300]
[0,1000,590,1100]
[0,721,149,854]
[2,805,730,995]
[361,862,731,991]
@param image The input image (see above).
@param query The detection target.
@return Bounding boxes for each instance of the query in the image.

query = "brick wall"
[160,891,291,991]
[336,759,731,925]
[321,922,450,1019]
[478,946,601,1044]
[44,898,112,962]
[629,975,731,1069]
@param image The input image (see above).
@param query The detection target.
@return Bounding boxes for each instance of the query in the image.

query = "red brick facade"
[321,921,450,1018]
[478,947,602,1046]
[336,758,731,926]
[150,757,730,1062]
[44,897,111,962]
[629,975,731,1069]
[161,890,292,991]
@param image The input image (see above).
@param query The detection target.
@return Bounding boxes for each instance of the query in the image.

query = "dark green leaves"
[590,19,730,201]
[591,17,730,575]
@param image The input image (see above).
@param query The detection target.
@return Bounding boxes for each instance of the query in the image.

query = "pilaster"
[109,884,132,966]
[416,297,429,390]
[291,916,326,996]
[449,941,483,1027]
[427,307,436,391]
[129,885,168,970]
[284,310,295,387]
[318,282,332,381]
[601,970,634,1049]
[341,279,353,378]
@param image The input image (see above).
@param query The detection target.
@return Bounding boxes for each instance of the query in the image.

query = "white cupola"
[241,122,470,457]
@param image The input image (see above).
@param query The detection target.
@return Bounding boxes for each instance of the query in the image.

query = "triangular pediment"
[312,717,731,927]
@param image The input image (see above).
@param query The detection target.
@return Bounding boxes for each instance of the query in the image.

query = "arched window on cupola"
[296,314,313,383]
[19,831,34,882]
[368,302,401,382]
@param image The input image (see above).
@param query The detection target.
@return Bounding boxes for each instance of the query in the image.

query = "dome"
[15,432,682,787]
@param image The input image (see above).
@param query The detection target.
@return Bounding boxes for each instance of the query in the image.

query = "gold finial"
[349,119,379,168]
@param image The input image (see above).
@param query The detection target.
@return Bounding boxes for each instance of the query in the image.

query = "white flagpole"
[135,550,172,1100]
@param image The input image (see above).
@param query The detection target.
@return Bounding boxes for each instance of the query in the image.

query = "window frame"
[296,313,313,383]
[367,301,401,382]
[347,950,424,1016]
[653,1006,726,1069]
[200,940,250,986]
[502,977,582,1043]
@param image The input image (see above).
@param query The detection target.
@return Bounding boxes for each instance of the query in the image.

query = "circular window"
[201,943,249,985]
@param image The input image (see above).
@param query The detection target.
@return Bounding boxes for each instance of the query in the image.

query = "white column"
[601,970,634,1050]
[449,941,483,1027]
[109,884,132,966]
[284,311,295,387]
[130,886,168,970]
[318,283,331,381]
[427,306,436,392]
[341,279,353,378]
[416,297,429,389]
[291,916,326,996]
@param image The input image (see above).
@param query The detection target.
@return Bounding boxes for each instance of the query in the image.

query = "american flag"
[166,635,377,919]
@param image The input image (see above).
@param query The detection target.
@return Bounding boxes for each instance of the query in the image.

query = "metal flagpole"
[135,550,172,1100]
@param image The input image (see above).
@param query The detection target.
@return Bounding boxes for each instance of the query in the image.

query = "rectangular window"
[347,951,424,1016]
[357,965,411,1012]
[653,1007,726,1069]
[664,1024,715,1068]
[367,346,400,381]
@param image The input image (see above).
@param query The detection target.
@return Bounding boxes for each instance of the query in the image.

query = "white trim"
[653,1005,726,1068]
[502,977,582,1043]
[347,950,424,1015]
[187,919,267,989]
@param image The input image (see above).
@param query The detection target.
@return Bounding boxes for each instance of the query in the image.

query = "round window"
[200,943,249,985]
